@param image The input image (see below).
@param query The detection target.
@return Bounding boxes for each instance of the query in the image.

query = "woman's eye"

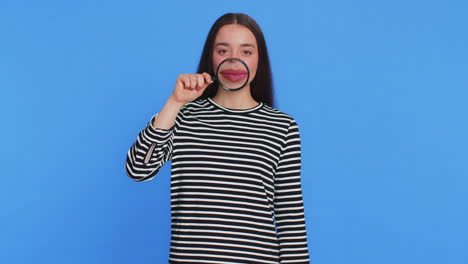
[243,50,252,55]
[218,50,227,54]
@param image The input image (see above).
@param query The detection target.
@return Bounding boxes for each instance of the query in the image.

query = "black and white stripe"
[126,98,309,264]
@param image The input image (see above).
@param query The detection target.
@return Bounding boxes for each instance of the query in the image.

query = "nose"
[231,48,244,59]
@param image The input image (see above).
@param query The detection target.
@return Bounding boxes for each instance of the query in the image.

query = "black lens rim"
[215,58,250,91]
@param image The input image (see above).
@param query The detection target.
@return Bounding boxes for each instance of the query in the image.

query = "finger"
[202,72,214,84]
[181,75,191,89]
[176,75,184,87]
[177,74,187,88]
[176,79,185,90]
[176,74,184,88]
[189,75,198,89]
[196,75,205,91]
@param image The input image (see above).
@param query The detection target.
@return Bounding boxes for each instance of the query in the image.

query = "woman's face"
[212,24,259,88]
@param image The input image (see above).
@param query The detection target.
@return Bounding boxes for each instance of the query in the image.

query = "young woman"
[126,13,310,264]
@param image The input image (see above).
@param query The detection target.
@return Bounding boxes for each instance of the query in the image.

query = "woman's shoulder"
[260,104,298,126]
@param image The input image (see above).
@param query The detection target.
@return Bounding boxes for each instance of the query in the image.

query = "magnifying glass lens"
[214,58,250,91]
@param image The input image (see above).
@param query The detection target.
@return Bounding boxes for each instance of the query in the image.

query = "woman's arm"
[274,119,310,263]
[125,73,213,181]
[154,72,213,129]
[125,111,178,182]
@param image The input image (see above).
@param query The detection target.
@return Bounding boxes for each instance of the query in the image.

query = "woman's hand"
[170,73,213,104]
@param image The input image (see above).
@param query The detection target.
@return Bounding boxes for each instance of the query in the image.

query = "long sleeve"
[274,119,310,263]
[125,114,176,182]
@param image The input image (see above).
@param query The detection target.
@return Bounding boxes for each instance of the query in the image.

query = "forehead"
[214,24,257,46]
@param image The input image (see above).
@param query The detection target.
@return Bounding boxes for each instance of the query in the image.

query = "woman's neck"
[211,86,259,109]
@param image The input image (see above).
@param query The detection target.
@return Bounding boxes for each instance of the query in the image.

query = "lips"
[220,69,248,82]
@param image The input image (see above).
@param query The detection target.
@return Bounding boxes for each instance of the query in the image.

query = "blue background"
[1,0,467,263]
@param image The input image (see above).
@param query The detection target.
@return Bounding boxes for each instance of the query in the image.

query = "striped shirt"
[126,98,310,264]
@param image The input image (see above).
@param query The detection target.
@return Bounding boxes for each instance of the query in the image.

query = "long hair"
[196,13,274,107]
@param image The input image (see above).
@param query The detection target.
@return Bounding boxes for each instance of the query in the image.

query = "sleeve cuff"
[142,114,175,144]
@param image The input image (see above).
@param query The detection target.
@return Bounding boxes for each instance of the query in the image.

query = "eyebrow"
[215,42,256,48]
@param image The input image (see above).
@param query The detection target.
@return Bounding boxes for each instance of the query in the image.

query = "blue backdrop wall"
[1,0,467,263]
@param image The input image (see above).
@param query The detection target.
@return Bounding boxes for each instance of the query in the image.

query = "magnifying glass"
[212,58,250,91]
